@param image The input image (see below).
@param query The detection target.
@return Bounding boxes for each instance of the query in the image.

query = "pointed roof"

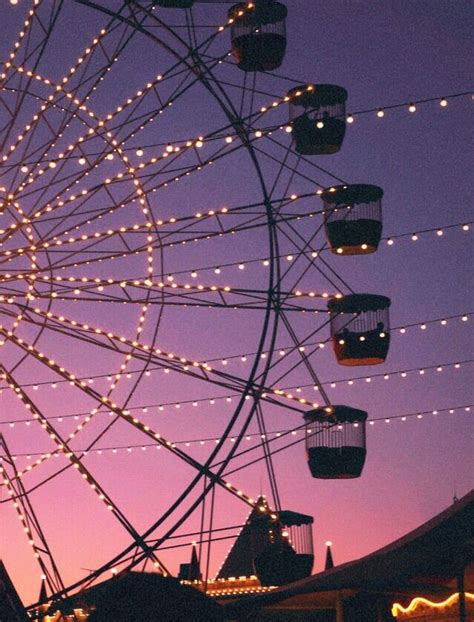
[324,543,334,570]
[0,560,29,622]
[216,499,314,580]
[178,543,202,582]
[189,544,202,581]
[224,489,474,618]
[216,497,270,579]
[38,578,48,604]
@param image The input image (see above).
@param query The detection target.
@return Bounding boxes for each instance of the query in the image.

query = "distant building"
[178,543,202,582]
[3,491,472,621]
[222,490,474,621]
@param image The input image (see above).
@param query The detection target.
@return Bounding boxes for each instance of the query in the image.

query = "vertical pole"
[335,591,344,622]
[458,569,466,622]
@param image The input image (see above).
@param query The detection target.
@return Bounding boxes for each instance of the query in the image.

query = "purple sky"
[0,0,472,605]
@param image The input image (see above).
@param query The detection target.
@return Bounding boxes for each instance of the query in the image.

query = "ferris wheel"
[0,0,399,609]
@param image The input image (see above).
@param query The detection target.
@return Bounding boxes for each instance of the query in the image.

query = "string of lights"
[2,403,471,461]
[0,358,471,428]
[1,49,469,241]
[0,326,285,522]
[0,89,470,169]
[0,312,470,394]
[17,218,464,283]
[1,0,472,598]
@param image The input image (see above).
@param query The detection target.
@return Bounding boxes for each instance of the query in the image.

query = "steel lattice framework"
[0,0,470,612]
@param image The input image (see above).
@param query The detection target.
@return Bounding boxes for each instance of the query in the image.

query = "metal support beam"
[458,569,466,622]
[335,591,344,622]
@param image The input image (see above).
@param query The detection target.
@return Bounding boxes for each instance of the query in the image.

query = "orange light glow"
[391,592,474,617]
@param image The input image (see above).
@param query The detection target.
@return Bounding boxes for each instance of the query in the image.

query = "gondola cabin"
[322,184,384,255]
[156,0,194,7]
[253,510,314,586]
[328,294,391,366]
[288,84,348,155]
[304,406,368,479]
[229,1,288,72]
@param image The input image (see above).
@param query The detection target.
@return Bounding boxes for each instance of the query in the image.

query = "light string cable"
[0,310,470,413]
[1,313,471,487]
[1,356,472,426]
[2,403,471,463]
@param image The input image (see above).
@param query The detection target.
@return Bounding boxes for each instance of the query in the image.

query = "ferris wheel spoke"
[263,131,348,185]
[0,365,168,574]
[3,302,312,421]
[0,1,65,149]
[3,61,304,249]
[0,0,318,600]
[0,434,66,595]
[252,309,334,390]
[0,331,278,525]
[4,74,236,245]
[1,202,321,277]
[277,310,331,405]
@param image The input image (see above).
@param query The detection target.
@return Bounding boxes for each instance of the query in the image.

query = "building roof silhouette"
[224,489,474,618]
[0,560,28,622]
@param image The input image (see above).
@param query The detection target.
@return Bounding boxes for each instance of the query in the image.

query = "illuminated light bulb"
[387,238,394,245]
[225,136,233,144]
[376,109,384,118]
[462,224,470,231]
[255,130,263,138]
[285,125,292,133]
[462,315,468,321]
[408,104,416,113]
[316,121,324,128]
[346,115,354,123]
[78,157,86,165]
[136,148,144,157]
[411,233,418,241]
[439,98,448,107]
[10,0,19,5]
[106,153,114,160]
[436,229,443,236]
